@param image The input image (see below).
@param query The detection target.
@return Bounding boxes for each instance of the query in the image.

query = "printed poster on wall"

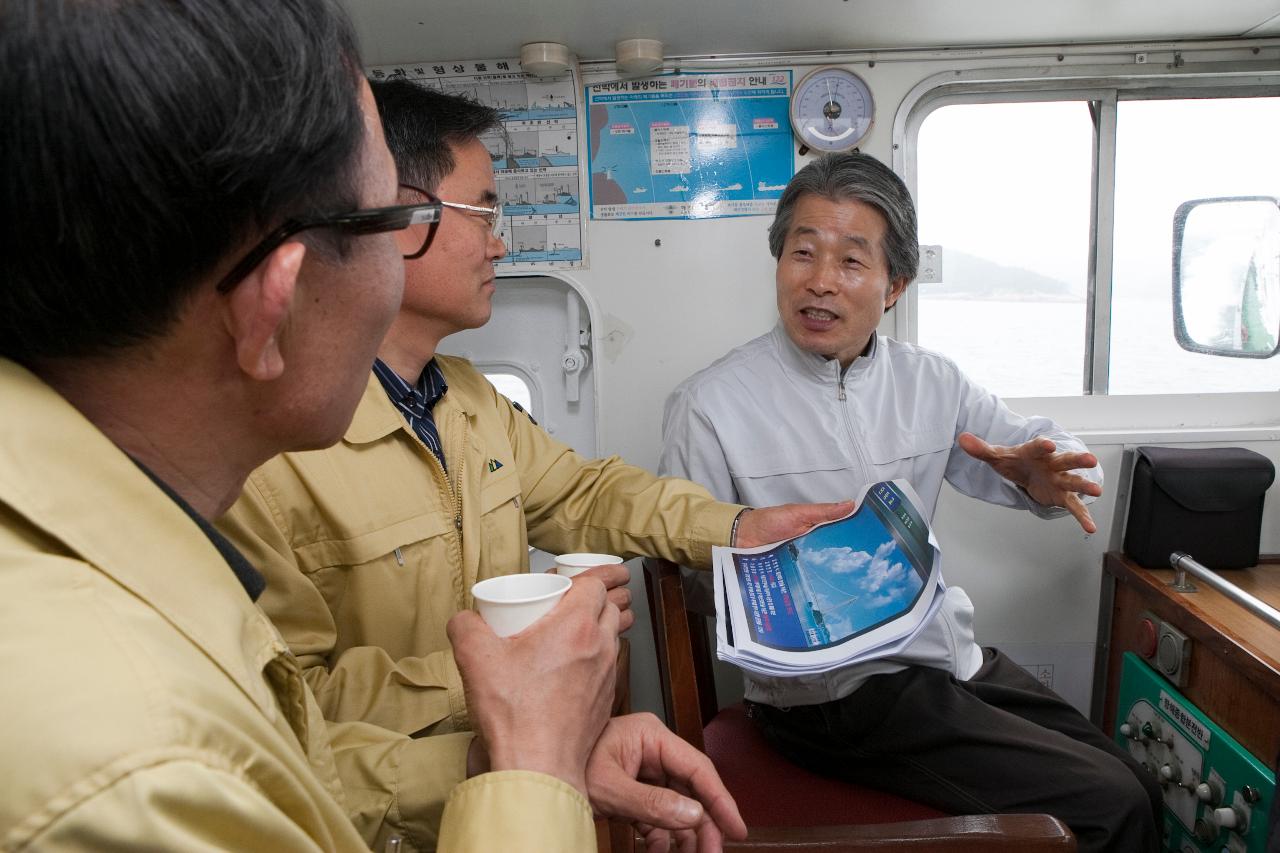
[368,58,586,271]
[586,71,794,221]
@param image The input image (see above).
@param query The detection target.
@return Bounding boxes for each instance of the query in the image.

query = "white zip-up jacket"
[659,324,1102,707]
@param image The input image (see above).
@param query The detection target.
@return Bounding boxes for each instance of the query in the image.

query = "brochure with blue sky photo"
[712,480,945,677]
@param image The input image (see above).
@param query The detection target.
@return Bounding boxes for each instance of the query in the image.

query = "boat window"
[910,81,1280,399]
[1110,97,1280,393]
[483,371,535,416]
[917,100,1092,397]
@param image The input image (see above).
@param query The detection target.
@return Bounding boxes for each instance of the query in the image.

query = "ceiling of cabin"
[345,0,1280,67]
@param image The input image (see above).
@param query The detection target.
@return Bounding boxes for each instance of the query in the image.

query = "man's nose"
[488,230,507,261]
[806,260,840,295]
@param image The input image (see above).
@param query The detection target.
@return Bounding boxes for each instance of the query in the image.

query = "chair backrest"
[642,556,1080,852]
[643,557,717,749]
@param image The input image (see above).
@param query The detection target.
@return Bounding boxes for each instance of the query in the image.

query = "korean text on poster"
[586,71,794,221]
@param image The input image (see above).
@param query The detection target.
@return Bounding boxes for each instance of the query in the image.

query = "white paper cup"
[472,573,572,637]
[554,553,624,578]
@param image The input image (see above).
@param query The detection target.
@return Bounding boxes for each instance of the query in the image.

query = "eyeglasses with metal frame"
[399,183,504,237]
[215,192,445,293]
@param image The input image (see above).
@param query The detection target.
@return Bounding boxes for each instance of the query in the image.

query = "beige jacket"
[218,357,739,741]
[0,359,593,853]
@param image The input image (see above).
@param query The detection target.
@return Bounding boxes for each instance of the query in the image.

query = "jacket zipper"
[835,368,873,483]
[450,445,464,533]
[438,409,464,538]
[425,431,463,536]
[406,418,462,540]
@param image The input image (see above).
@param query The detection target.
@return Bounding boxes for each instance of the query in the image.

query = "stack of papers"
[712,480,945,678]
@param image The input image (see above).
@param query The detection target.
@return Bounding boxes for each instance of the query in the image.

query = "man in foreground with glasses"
[217,78,848,845]
[0,1,751,850]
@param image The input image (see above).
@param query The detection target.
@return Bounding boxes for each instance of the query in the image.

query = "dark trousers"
[749,648,1163,853]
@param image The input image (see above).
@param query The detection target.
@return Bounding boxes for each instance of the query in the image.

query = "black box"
[1123,446,1274,570]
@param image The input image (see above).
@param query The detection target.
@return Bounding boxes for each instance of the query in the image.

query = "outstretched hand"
[586,713,747,853]
[734,501,854,548]
[957,432,1102,534]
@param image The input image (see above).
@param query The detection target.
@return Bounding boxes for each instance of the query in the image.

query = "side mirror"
[1173,196,1280,359]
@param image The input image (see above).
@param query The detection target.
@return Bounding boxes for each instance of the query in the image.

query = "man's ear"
[884,276,910,312]
[222,242,306,381]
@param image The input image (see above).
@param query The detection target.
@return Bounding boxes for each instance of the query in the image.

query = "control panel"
[1132,609,1192,688]
[1115,653,1275,852]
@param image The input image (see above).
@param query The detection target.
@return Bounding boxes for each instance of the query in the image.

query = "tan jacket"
[0,359,593,853]
[218,357,740,741]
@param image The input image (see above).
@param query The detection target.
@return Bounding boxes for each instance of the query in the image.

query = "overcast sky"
[915,97,1280,299]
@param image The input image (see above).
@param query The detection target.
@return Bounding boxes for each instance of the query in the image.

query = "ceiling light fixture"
[519,42,572,78]
[615,38,664,77]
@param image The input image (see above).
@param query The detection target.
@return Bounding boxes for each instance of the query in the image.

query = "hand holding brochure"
[712,480,945,678]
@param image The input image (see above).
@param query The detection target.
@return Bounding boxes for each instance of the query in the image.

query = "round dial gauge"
[789,67,875,152]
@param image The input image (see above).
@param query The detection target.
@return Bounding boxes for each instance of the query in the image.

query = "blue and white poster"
[586,71,795,221]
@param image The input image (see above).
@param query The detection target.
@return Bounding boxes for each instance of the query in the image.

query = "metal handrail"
[1169,551,1280,631]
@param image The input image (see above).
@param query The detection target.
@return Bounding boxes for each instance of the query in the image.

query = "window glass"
[1109,97,1280,394]
[916,101,1094,397]
[484,372,534,415]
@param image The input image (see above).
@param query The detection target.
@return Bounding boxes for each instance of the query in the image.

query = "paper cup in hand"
[472,573,572,637]
[554,553,624,578]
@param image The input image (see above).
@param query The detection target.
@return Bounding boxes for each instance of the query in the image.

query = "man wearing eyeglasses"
[0,2,755,851]
[217,78,848,847]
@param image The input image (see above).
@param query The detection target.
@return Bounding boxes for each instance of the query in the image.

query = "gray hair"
[768,153,919,283]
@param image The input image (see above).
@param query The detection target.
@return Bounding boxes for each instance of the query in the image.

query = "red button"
[1137,618,1157,658]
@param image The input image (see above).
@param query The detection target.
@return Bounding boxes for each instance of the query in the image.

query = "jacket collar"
[344,371,408,445]
[0,359,289,717]
[344,358,473,446]
[769,322,880,384]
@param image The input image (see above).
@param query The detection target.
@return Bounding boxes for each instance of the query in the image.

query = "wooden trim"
[1104,553,1280,695]
[643,558,706,750]
[688,610,720,727]
[724,814,1076,851]
[613,638,631,716]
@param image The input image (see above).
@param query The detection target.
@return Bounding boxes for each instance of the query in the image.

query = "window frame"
[477,360,543,419]
[893,62,1280,413]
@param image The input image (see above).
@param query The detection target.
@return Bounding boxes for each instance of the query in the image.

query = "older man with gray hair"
[660,152,1162,853]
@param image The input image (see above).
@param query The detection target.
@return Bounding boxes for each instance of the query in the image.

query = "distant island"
[919,248,1082,301]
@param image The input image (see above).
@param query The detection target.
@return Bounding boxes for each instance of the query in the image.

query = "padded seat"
[704,704,946,827]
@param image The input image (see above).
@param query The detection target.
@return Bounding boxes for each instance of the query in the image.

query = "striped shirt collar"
[372,357,449,416]
[372,358,450,470]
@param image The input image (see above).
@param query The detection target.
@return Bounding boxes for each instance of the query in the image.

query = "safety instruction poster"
[586,71,794,221]
[368,58,585,270]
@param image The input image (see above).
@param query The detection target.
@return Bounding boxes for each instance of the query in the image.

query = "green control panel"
[1114,653,1275,852]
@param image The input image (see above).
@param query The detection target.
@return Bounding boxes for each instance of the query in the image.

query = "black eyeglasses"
[216,193,444,293]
